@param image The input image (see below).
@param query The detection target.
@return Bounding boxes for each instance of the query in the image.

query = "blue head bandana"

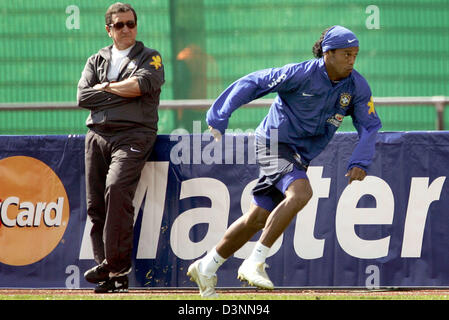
[321,25,359,53]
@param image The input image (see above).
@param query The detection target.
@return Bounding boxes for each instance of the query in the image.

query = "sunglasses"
[108,20,136,30]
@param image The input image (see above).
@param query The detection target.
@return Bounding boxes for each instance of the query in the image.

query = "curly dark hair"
[105,2,137,25]
[312,27,332,58]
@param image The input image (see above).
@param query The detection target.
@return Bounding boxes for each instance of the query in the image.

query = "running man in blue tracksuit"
[188,26,382,297]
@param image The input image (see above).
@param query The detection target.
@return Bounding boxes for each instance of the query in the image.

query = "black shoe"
[84,261,110,284]
[94,276,129,293]
[109,266,132,278]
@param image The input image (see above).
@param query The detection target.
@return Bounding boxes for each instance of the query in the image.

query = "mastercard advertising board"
[0,156,70,266]
[1,133,449,289]
[0,135,85,288]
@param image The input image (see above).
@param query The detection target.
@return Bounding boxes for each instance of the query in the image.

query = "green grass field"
[2,295,445,300]
[1,291,448,300]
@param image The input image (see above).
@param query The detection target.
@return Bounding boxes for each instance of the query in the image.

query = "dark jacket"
[77,41,165,133]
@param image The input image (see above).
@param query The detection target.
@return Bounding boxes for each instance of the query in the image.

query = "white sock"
[199,247,227,276]
[247,242,270,264]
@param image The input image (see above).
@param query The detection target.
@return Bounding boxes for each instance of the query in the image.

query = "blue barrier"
[0,132,448,288]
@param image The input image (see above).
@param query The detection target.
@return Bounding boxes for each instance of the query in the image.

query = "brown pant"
[84,129,156,272]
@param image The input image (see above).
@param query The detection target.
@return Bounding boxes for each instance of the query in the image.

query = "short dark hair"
[312,27,332,58]
[105,2,137,25]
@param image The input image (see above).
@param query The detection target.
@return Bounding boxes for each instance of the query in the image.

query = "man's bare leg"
[187,203,270,297]
[259,178,313,247]
[216,203,271,259]
[237,178,313,289]
[188,178,313,294]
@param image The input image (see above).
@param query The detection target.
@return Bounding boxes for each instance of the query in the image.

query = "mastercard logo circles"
[0,156,70,266]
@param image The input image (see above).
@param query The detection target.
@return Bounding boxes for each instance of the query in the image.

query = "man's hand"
[345,167,367,184]
[93,82,110,91]
[93,78,141,98]
[208,125,222,141]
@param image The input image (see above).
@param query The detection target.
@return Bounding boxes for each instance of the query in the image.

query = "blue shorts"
[251,136,308,212]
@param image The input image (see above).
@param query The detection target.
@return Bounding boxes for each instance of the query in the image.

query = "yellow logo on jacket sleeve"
[149,55,162,70]
[367,96,375,115]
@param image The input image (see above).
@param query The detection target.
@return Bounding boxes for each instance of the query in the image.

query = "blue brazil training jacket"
[206,57,382,171]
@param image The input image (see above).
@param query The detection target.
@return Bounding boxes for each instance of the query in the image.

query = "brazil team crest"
[339,93,351,108]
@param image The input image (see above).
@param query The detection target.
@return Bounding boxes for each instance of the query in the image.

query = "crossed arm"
[94,77,141,98]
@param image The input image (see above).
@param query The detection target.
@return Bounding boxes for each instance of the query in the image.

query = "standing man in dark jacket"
[77,2,164,293]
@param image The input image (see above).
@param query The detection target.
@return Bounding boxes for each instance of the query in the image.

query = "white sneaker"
[237,259,274,290]
[187,260,218,298]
